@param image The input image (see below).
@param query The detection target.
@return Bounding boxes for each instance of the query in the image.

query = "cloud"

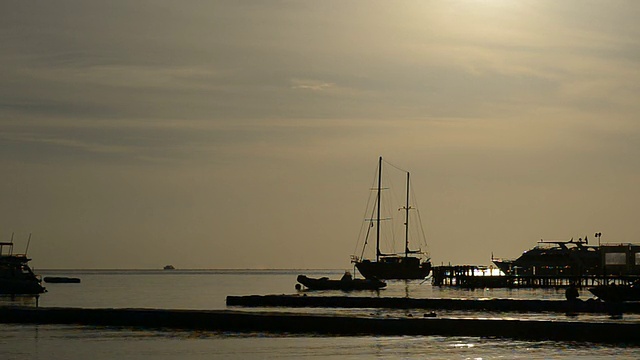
[23,64,224,91]
[2,1,640,268]
[290,78,335,91]
[0,131,132,156]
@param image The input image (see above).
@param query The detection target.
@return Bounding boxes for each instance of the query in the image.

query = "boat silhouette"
[351,157,431,280]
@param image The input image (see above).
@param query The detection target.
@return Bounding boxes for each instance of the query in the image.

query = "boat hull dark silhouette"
[492,239,600,276]
[43,277,81,284]
[0,241,46,295]
[589,284,640,302]
[355,257,431,280]
[0,277,46,294]
[297,274,386,291]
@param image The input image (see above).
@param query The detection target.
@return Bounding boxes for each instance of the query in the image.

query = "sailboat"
[351,157,432,280]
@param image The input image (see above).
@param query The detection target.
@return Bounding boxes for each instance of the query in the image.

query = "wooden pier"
[431,265,639,289]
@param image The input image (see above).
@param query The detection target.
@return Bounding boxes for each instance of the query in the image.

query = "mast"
[25,233,32,255]
[376,156,382,262]
[405,172,410,258]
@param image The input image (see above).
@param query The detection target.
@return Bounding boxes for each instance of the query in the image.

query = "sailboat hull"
[355,257,431,280]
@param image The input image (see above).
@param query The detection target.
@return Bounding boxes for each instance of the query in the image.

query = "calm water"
[1,269,640,359]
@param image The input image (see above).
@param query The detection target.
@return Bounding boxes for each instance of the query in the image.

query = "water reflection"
[0,294,39,307]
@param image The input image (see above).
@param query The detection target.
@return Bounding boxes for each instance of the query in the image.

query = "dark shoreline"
[1,306,640,344]
[227,294,637,313]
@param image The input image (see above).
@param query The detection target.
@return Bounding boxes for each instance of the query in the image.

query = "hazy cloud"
[1,1,640,268]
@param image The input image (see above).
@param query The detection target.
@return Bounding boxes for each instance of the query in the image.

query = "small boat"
[351,157,431,280]
[163,265,176,270]
[297,272,386,291]
[0,236,46,295]
[589,282,640,302]
[43,276,81,284]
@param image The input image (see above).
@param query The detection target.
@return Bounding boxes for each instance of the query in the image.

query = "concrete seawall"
[1,306,640,343]
[227,295,637,313]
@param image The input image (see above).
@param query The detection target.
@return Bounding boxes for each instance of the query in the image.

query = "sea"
[1,269,640,359]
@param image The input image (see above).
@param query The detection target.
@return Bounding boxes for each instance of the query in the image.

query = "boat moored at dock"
[589,282,640,302]
[0,237,46,295]
[491,238,600,276]
[352,157,431,280]
[492,236,640,278]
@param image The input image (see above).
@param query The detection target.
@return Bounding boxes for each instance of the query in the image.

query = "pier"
[1,306,640,343]
[431,265,638,288]
[226,294,640,313]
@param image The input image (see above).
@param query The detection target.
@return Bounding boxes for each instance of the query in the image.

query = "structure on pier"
[432,238,640,289]
[491,238,640,278]
[431,265,639,289]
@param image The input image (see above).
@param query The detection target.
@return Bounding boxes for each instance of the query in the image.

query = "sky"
[2,0,640,269]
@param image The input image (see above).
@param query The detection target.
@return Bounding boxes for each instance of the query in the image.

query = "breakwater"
[1,306,640,343]
[227,295,639,313]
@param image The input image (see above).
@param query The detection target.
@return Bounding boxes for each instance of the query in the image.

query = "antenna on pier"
[595,232,602,246]
[25,233,32,255]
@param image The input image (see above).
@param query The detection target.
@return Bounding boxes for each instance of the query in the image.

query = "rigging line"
[360,203,377,260]
[408,178,430,249]
[384,166,407,254]
[359,191,379,259]
[374,159,409,255]
[377,158,398,256]
[413,206,429,250]
[380,184,393,252]
[354,162,381,257]
[380,175,401,254]
[381,158,409,174]
[415,207,429,250]
[353,193,372,256]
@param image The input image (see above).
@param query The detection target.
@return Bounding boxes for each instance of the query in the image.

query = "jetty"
[431,265,636,288]
[1,306,640,343]
[226,294,639,314]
